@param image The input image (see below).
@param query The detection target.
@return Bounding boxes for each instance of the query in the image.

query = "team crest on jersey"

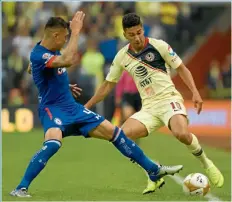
[42,53,52,59]
[168,45,176,56]
[145,52,155,62]
[57,67,67,75]
[54,118,62,125]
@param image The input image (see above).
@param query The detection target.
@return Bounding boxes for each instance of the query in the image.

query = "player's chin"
[135,42,143,48]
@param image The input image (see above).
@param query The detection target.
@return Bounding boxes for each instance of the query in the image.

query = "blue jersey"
[30,42,76,109]
[30,42,105,137]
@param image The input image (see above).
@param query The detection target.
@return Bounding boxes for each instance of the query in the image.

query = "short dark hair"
[45,17,69,29]
[122,13,142,30]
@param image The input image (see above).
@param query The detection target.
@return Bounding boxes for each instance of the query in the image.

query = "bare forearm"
[177,64,203,114]
[85,81,115,108]
[62,33,79,60]
[27,64,31,74]
[177,65,199,93]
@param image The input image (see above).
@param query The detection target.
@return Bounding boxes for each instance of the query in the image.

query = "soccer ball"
[183,173,210,196]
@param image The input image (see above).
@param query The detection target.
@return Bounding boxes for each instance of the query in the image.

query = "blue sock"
[16,139,61,190]
[111,127,160,181]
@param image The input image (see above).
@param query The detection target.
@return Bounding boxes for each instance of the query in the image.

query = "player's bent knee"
[45,128,63,142]
[172,130,192,145]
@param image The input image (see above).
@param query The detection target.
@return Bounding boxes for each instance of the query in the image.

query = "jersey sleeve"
[105,52,124,83]
[30,51,57,70]
[159,40,182,69]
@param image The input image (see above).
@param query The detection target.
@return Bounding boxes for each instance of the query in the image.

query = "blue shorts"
[38,103,105,138]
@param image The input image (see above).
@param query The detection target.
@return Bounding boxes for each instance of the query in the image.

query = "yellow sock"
[187,133,211,169]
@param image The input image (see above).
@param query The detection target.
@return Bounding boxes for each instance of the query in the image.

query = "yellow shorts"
[130,99,187,133]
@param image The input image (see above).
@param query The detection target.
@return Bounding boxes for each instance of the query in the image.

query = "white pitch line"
[168,174,222,202]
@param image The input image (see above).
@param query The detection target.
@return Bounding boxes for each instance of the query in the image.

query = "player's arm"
[176,63,203,114]
[47,11,85,68]
[84,81,117,109]
[85,56,123,109]
[27,63,32,74]
[160,40,203,114]
[176,63,200,96]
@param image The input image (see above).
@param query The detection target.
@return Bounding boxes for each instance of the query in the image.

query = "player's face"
[124,25,145,51]
[54,28,69,50]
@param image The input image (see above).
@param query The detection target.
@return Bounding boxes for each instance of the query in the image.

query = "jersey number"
[170,102,182,112]
[83,108,101,120]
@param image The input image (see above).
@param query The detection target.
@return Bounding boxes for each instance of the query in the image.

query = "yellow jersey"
[106,37,184,107]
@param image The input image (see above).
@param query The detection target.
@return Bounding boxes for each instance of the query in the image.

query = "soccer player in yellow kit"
[85,13,224,194]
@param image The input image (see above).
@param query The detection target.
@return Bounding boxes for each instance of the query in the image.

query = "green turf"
[2,129,231,201]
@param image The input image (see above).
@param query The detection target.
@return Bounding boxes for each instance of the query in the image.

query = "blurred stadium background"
[2,1,231,201]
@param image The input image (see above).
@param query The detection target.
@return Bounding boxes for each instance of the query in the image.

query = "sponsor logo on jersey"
[54,118,62,125]
[145,52,155,62]
[135,66,148,79]
[168,45,176,56]
[140,77,152,87]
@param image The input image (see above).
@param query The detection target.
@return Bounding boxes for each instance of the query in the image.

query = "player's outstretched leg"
[170,114,224,188]
[10,128,62,197]
[110,127,183,180]
[187,133,224,187]
[89,122,183,190]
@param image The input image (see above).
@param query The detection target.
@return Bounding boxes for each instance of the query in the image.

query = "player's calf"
[169,115,224,187]
[89,122,160,178]
[109,127,184,182]
[11,138,61,196]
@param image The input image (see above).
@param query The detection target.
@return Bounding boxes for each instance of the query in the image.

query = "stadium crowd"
[2,2,230,112]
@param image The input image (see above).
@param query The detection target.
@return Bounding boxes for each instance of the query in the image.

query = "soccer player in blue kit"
[10,11,183,197]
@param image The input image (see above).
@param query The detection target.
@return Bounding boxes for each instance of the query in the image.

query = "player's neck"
[129,37,148,53]
[40,38,57,52]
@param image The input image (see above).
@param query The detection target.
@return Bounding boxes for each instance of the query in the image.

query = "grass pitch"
[2,129,231,201]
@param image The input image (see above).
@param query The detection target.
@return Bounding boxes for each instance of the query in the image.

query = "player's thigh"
[88,119,115,141]
[169,114,188,133]
[122,110,162,140]
[59,106,105,138]
[45,128,63,142]
[40,107,64,141]
[121,118,147,140]
[161,100,191,143]
[160,100,188,130]
[169,114,192,144]
[121,105,136,121]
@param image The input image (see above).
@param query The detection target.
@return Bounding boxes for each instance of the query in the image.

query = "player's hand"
[70,11,85,35]
[192,91,203,114]
[69,84,82,99]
